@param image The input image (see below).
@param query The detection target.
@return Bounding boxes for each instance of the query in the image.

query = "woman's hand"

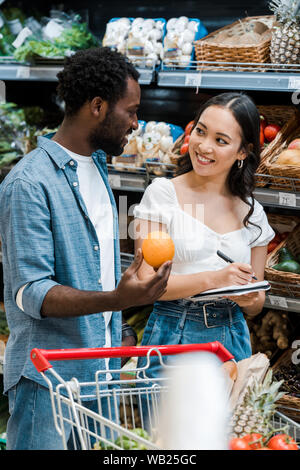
[215,262,255,287]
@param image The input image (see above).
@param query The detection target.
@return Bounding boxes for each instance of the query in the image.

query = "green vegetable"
[272,246,300,274]
[277,246,294,263]
[94,428,151,450]
[272,260,300,274]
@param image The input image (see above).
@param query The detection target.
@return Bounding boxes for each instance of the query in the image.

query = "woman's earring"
[237,159,244,169]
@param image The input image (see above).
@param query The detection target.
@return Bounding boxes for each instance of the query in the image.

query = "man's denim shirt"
[0,135,122,395]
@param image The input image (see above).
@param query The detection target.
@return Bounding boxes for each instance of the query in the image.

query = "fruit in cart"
[269,0,300,65]
[264,124,281,142]
[241,433,265,449]
[288,138,300,150]
[142,231,175,269]
[267,433,298,450]
[230,369,285,438]
[229,437,252,450]
[276,149,300,166]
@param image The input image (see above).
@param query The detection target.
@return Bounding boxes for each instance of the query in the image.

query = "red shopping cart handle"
[30,341,234,373]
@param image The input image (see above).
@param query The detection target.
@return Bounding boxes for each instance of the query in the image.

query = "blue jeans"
[136,299,252,430]
[6,376,118,450]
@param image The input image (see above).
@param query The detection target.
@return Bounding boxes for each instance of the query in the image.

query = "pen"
[216,250,258,280]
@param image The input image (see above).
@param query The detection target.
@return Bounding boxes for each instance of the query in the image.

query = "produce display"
[103,17,165,68]
[269,0,300,65]
[260,112,281,148]
[267,230,288,253]
[162,17,207,68]
[273,361,300,399]
[0,6,99,62]
[111,120,183,174]
[13,12,100,62]
[247,310,291,357]
[272,246,300,274]
[103,16,207,69]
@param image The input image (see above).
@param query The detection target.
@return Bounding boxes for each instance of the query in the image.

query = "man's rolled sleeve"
[21,279,59,320]
[1,177,59,319]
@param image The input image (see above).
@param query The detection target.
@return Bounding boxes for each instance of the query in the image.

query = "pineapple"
[230,370,285,438]
[269,0,300,64]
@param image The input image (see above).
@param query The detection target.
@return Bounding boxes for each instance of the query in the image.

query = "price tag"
[268,295,288,309]
[16,66,30,79]
[288,76,300,90]
[279,192,297,207]
[108,174,121,189]
[184,72,202,88]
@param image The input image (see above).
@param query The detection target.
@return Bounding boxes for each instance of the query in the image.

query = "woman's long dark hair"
[176,92,261,236]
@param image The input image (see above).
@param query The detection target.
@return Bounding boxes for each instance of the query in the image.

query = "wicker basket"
[272,347,300,423]
[256,105,298,188]
[264,113,300,192]
[194,16,274,71]
[265,223,300,298]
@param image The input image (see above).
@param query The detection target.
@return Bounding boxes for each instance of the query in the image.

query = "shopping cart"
[30,342,300,450]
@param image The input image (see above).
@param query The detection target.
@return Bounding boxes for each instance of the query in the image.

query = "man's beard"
[88,110,128,156]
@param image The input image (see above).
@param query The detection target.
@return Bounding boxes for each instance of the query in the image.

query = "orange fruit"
[142,231,175,269]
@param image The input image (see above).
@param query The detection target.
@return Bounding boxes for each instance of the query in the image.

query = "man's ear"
[90,97,108,122]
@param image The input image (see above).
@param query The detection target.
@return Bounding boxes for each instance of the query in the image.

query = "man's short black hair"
[56,47,140,117]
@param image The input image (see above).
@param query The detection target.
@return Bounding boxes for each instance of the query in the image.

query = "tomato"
[184,134,190,144]
[264,124,281,142]
[229,438,252,450]
[267,241,278,253]
[184,121,194,135]
[267,434,298,450]
[260,127,265,147]
[242,433,264,449]
[180,142,189,155]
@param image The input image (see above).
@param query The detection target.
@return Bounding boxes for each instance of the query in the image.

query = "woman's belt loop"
[179,307,188,329]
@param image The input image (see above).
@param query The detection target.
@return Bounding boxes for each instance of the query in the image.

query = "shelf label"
[108,174,121,189]
[184,72,202,88]
[16,66,30,79]
[268,295,288,309]
[279,192,297,207]
[288,76,300,90]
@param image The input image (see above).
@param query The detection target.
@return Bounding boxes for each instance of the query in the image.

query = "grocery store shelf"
[253,187,300,209]
[0,63,154,84]
[158,69,300,92]
[158,61,300,92]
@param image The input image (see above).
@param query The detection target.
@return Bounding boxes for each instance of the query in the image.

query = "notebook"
[188,280,271,301]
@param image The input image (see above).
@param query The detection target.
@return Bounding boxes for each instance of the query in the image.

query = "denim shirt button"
[73,182,78,187]
[94,245,99,251]
[213,313,217,317]
[69,160,74,166]
[98,278,102,284]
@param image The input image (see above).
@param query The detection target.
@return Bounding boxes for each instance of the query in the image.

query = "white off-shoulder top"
[133,177,275,275]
